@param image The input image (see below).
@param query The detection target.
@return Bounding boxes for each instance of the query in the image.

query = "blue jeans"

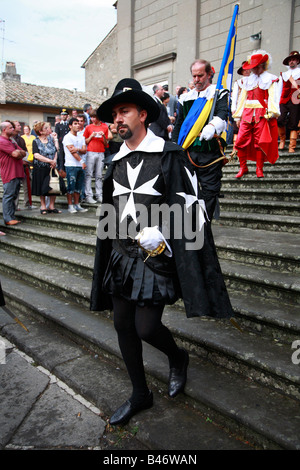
[66,167,85,194]
[2,178,22,223]
[85,152,104,199]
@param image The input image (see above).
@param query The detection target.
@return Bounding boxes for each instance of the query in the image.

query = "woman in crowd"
[31,121,62,214]
[21,125,36,161]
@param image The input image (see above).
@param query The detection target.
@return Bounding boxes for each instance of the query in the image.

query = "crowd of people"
[0,49,299,236]
[0,107,119,233]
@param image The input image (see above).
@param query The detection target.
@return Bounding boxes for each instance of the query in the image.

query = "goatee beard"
[117,125,133,140]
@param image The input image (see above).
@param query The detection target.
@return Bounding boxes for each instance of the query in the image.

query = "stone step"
[214,211,300,233]
[0,234,94,279]
[219,199,300,216]
[1,218,299,344]
[0,245,299,389]
[0,249,91,309]
[1,275,300,449]
[223,166,300,177]
[221,177,300,190]
[222,258,300,305]
[0,205,97,235]
[219,187,300,202]
[1,219,299,309]
[3,222,299,277]
[212,225,300,274]
[0,219,96,254]
[0,316,250,452]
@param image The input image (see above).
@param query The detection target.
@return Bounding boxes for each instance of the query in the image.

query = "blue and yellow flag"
[178,4,239,149]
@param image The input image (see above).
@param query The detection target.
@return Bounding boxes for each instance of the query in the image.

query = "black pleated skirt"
[103,248,180,307]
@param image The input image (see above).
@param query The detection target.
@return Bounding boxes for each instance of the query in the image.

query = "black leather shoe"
[109,391,153,426]
[168,349,189,398]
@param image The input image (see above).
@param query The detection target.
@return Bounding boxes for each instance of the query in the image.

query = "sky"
[0,0,117,91]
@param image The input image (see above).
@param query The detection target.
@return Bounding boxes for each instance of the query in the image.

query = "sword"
[1,305,29,332]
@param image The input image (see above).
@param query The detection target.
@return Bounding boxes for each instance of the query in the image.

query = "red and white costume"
[233,51,280,177]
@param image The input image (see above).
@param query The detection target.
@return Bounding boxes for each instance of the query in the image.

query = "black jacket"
[90,141,233,319]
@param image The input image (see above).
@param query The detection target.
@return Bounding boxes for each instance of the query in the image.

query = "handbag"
[48,168,61,194]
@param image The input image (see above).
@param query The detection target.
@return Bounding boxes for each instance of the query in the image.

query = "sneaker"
[68,205,77,213]
[85,197,97,204]
[96,197,103,203]
[74,204,88,212]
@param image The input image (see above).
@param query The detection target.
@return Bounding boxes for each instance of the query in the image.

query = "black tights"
[112,296,182,405]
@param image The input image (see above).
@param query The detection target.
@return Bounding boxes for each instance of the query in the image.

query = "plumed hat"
[283,50,300,65]
[97,78,160,123]
[243,50,271,70]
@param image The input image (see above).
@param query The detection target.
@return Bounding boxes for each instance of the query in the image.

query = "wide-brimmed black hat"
[237,61,247,75]
[283,50,300,65]
[97,78,160,123]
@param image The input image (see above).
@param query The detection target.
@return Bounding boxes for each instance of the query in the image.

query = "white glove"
[199,124,215,141]
[135,226,172,256]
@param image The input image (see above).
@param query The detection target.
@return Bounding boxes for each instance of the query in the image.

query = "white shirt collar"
[112,129,165,161]
[243,71,278,90]
[179,84,216,104]
[282,66,300,81]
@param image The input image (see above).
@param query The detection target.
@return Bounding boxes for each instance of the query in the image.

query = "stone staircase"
[0,146,299,450]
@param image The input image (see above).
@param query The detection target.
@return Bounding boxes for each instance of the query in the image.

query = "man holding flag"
[172,59,229,221]
[172,4,239,221]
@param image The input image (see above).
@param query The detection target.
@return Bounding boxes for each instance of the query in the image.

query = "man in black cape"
[90,78,233,426]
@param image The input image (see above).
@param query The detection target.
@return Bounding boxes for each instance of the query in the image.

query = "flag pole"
[208,3,239,122]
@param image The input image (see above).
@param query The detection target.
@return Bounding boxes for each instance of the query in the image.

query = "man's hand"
[199,124,215,141]
[11,149,26,160]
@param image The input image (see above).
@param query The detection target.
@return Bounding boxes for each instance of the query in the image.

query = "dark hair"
[178,87,187,97]
[89,109,98,118]
[69,117,79,127]
[136,104,150,130]
[83,103,91,112]
[78,113,86,121]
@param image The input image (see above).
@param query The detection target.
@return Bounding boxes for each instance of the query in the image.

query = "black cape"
[90,141,233,319]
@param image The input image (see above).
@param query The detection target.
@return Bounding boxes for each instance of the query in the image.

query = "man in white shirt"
[63,118,88,213]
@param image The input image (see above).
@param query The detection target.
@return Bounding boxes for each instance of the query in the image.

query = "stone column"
[117,0,134,78]
[175,0,199,88]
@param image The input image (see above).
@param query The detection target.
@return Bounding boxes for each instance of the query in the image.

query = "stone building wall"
[82,26,118,104]
[84,0,300,98]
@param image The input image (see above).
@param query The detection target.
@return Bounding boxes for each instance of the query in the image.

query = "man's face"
[252,64,264,76]
[112,103,146,141]
[70,121,80,133]
[191,63,212,92]
[288,58,299,69]
[77,117,85,129]
[61,113,68,121]
[155,85,165,99]
[13,121,21,134]
[3,122,15,137]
